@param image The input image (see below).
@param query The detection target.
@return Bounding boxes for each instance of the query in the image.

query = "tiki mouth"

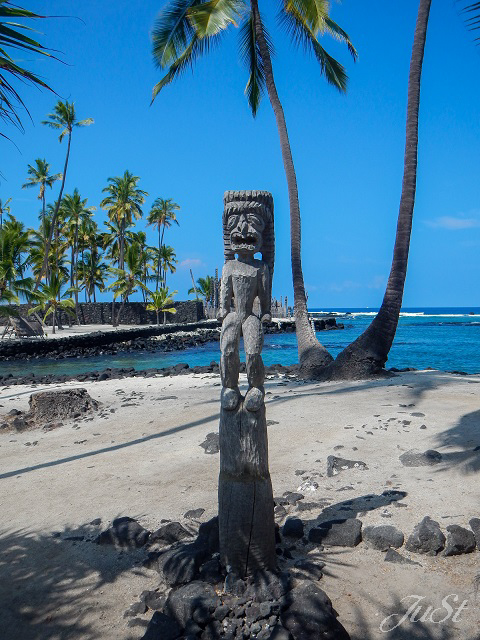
[231,232,259,250]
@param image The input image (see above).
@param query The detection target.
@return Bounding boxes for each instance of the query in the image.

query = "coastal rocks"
[150,522,193,545]
[326,456,368,477]
[444,525,476,556]
[281,582,351,640]
[405,516,446,555]
[469,518,480,549]
[29,388,99,424]
[309,519,362,547]
[96,516,150,548]
[363,525,404,551]
[199,432,220,455]
[165,581,220,629]
[399,449,443,467]
[282,518,304,539]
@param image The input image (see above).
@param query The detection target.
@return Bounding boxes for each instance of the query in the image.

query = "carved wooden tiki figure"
[218,190,276,577]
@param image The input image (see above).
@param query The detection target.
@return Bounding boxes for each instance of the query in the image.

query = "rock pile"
[0,387,99,431]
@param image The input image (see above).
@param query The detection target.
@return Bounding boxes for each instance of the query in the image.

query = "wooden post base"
[218,400,276,578]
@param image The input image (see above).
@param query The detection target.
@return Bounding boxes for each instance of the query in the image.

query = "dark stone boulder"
[141,611,182,640]
[95,516,150,548]
[165,581,220,629]
[281,582,351,640]
[283,518,304,539]
[28,387,99,424]
[405,516,445,555]
[444,525,476,556]
[199,432,220,454]
[469,518,480,550]
[150,522,192,545]
[363,525,404,551]
[309,519,362,547]
[155,543,208,587]
[327,456,368,477]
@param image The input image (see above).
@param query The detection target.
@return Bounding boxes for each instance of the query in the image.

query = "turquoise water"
[2,307,480,377]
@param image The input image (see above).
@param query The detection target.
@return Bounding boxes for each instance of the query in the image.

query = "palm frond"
[187,0,246,37]
[152,0,199,68]
[239,12,264,115]
[280,4,348,91]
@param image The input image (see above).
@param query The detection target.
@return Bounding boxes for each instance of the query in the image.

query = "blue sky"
[2,1,479,308]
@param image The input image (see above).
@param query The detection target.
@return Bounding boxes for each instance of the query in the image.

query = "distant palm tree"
[0,220,32,308]
[157,244,177,287]
[108,242,149,326]
[147,287,177,325]
[22,159,61,226]
[61,189,95,320]
[29,273,75,334]
[35,101,93,291]
[100,170,148,271]
[151,0,356,378]
[77,252,108,303]
[0,197,11,227]
[188,275,214,302]
[147,197,180,289]
[0,0,58,136]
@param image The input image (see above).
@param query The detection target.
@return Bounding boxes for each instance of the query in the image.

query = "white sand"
[0,370,479,639]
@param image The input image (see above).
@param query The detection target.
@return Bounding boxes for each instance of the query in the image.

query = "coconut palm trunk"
[327,0,431,380]
[251,0,333,376]
[34,133,71,293]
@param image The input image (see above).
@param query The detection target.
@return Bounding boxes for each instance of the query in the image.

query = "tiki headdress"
[223,190,275,283]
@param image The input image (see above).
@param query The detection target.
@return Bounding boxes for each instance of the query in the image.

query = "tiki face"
[226,207,266,256]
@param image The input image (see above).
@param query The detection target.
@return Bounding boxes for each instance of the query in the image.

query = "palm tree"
[108,242,149,326]
[0,0,58,136]
[326,0,432,380]
[130,230,155,301]
[22,159,61,226]
[0,219,32,309]
[147,287,178,325]
[34,101,93,291]
[28,273,75,334]
[77,251,108,303]
[100,170,148,271]
[158,244,177,287]
[459,2,480,43]
[61,189,95,321]
[0,197,11,227]
[188,275,214,302]
[151,0,356,378]
[147,197,180,289]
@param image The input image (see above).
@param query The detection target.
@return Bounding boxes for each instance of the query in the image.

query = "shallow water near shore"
[2,307,480,377]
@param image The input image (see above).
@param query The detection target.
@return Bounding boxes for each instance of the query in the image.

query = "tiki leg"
[220,311,242,410]
[243,314,265,412]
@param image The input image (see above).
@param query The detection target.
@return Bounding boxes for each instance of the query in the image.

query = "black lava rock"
[95,516,150,548]
[141,612,181,640]
[363,525,404,551]
[281,582,351,640]
[405,516,445,555]
[327,456,368,477]
[150,522,192,545]
[444,525,476,556]
[165,581,220,629]
[199,432,220,454]
[469,518,480,550]
[309,519,362,547]
[384,549,422,566]
[283,518,304,539]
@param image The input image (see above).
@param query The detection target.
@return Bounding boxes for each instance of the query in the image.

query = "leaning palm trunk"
[251,0,333,376]
[326,0,431,380]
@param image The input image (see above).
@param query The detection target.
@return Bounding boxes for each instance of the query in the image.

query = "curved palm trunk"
[251,0,333,377]
[327,0,431,380]
[34,132,72,293]
[156,226,162,290]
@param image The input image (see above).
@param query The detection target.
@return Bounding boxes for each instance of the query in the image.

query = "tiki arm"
[258,263,271,323]
[218,264,233,321]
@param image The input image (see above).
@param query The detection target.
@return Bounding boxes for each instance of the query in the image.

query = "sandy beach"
[0,369,479,640]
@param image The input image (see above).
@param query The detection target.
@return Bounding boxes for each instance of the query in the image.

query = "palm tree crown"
[42,100,94,141]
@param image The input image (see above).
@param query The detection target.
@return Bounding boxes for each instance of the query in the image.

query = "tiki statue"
[218,190,274,412]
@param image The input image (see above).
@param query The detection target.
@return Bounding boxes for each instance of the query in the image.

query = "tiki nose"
[239,216,248,235]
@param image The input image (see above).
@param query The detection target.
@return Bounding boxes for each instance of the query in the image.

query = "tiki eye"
[247,214,265,230]
[226,214,239,230]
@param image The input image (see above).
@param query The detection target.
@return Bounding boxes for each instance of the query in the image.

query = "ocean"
[1,307,479,377]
